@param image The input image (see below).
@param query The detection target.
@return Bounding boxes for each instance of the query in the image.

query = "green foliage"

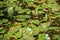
[15,31,22,38]
[0,27,5,34]
[2,19,8,23]
[0,0,60,40]
[38,34,45,40]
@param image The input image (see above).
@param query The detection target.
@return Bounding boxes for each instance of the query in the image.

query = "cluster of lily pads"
[0,0,60,40]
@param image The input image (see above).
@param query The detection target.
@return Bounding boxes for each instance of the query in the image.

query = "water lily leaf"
[2,19,8,23]
[8,7,14,17]
[15,7,22,11]
[16,18,25,21]
[42,3,48,9]
[38,11,44,14]
[31,20,40,25]
[0,10,4,16]
[47,0,56,3]
[39,26,48,32]
[28,36,35,40]
[55,12,60,17]
[21,22,28,26]
[38,34,45,40]
[51,4,59,11]
[58,35,60,40]
[0,13,4,16]
[23,0,34,2]
[15,15,31,19]
[53,35,59,39]
[4,26,21,38]
[31,24,40,35]
[0,27,5,34]
[0,20,2,25]
[27,2,34,7]
[24,9,31,14]
[15,32,22,38]
[35,6,40,15]
[9,0,17,3]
